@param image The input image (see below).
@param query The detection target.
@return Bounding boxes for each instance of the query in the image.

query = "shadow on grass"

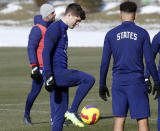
[32,115,114,125]
[33,121,49,125]
[100,115,114,120]
[33,120,72,126]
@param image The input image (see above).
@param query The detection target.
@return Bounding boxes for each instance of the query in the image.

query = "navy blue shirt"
[145,32,160,78]
[28,15,51,65]
[100,21,160,87]
[42,20,68,76]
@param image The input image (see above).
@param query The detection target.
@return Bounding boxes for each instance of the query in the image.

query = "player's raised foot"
[64,111,84,127]
[24,117,33,126]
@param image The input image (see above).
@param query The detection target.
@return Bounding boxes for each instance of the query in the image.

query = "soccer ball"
[80,105,100,125]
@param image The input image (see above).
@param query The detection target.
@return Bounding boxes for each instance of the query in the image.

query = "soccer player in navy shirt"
[42,3,95,131]
[145,32,160,131]
[99,1,160,131]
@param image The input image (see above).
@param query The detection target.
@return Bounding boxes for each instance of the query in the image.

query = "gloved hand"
[145,78,152,94]
[45,75,56,92]
[99,86,110,101]
[31,65,42,82]
[152,84,160,100]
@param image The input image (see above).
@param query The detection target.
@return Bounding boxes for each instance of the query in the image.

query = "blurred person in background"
[24,2,56,125]
[99,1,160,131]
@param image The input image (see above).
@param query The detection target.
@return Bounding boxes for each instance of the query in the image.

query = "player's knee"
[89,75,95,85]
[82,74,95,86]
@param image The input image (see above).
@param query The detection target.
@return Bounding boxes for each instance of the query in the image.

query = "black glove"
[152,84,160,100]
[145,78,152,94]
[31,65,42,82]
[99,86,110,101]
[45,75,55,92]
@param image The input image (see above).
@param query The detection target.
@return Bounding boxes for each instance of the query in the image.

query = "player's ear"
[120,12,122,20]
[67,12,72,18]
[135,13,137,19]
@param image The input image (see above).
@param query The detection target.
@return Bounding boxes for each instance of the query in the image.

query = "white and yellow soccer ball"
[80,105,100,125]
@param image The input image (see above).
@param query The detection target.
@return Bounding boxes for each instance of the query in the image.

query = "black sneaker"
[24,117,33,125]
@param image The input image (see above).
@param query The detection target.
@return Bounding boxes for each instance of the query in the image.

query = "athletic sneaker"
[24,117,33,125]
[64,111,84,127]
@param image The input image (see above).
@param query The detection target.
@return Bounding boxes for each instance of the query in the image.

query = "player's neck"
[120,12,135,23]
[122,19,134,22]
[122,16,135,22]
[61,17,68,26]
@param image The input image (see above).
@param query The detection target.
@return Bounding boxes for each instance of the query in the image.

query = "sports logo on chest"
[117,31,137,41]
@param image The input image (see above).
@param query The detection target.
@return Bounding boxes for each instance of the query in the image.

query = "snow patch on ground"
[0,19,32,25]
[55,6,66,18]
[53,0,73,6]
[101,2,120,11]
[0,1,160,47]
[106,10,120,15]
[0,23,159,47]
[140,5,160,14]
[0,2,22,14]
[0,26,106,47]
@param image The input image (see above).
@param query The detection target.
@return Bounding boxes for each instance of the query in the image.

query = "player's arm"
[42,24,60,92]
[145,33,160,93]
[145,33,160,78]
[143,31,160,99]
[28,26,41,66]
[99,33,111,101]
[152,33,160,57]
[28,26,42,81]
[43,25,60,76]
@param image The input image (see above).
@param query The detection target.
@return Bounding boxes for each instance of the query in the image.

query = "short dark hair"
[120,1,137,13]
[65,3,86,20]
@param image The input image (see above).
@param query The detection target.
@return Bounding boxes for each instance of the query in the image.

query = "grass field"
[0,47,159,131]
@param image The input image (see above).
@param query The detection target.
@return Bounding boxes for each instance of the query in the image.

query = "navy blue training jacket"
[100,21,160,87]
[145,32,160,78]
[42,20,68,76]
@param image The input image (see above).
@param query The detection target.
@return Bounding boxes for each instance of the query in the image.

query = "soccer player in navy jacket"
[24,3,56,125]
[99,1,160,131]
[42,3,95,131]
[145,32,160,131]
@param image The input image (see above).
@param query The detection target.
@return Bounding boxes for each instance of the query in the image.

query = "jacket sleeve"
[143,31,160,84]
[42,24,61,77]
[99,33,112,87]
[145,33,160,78]
[27,26,41,66]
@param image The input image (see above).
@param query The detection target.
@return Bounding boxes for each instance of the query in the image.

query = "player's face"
[47,12,56,22]
[68,14,81,29]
